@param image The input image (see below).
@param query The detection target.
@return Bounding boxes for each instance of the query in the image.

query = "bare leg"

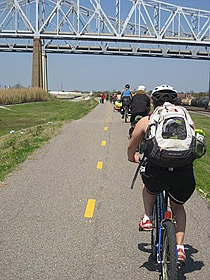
[142,184,156,217]
[170,200,186,245]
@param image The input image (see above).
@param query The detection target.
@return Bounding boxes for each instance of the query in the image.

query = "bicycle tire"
[125,107,128,123]
[161,220,177,280]
[151,199,158,260]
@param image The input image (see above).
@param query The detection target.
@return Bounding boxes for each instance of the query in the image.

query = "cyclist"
[109,94,113,103]
[120,84,132,118]
[112,93,117,104]
[127,85,196,263]
[130,85,150,125]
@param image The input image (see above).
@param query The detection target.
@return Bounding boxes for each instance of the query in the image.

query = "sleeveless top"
[122,89,131,97]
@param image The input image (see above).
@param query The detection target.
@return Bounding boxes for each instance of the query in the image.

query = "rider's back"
[131,94,150,114]
[122,89,131,98]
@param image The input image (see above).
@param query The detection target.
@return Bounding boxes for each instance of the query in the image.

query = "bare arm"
[127,116,148,163]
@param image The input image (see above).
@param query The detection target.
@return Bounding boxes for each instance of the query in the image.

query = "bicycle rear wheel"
[151,199,158,260]
[151,193,164,261]
[161,220,177,280]
[125,107,128,122]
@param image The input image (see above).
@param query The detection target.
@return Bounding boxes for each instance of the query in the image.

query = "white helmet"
[137,85,146,91]
[151,85,177,104]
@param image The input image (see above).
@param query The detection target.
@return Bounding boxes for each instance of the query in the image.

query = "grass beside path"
[0,101,209,202]
[191,113,210,202]
[0,99,98,181]
[0,99,98,137]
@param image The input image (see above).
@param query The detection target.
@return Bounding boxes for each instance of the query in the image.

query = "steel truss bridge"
[0,0,210,88]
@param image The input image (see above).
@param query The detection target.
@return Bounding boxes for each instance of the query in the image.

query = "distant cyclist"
[120,84,132,118]
[112,93,117,104]
[130,85,150,125]
[127,85,198,263]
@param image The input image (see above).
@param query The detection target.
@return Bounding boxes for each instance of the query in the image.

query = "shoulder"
[143,94,150,100]
[136,116,149,132]
[133,93,141,99]
[140,115,149,124]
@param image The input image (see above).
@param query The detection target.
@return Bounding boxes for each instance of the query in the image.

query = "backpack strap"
[149,106,163,124]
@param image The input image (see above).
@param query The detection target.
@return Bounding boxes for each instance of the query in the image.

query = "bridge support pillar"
[42,51,48,92]
[31,38,43,89]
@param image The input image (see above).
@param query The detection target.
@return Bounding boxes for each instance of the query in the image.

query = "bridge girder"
[0,0,209,59]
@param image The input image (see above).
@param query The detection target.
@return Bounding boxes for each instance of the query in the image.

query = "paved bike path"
[0,101,209,280]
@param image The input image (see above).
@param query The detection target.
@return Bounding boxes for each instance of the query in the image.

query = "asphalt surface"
[0,101,209,280]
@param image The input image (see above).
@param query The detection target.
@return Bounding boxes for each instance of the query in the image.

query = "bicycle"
[124,105,130,123]
[131,160,178,280]
[121,97,131,123]
[150,189,179,280]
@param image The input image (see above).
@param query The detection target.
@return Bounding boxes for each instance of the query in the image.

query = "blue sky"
[0,0,210,93]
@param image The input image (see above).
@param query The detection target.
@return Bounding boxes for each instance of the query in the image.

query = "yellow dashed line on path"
[97,161,103,169]
[84,199,96,218]
[101,141,106,146]
[84,106,112,221]
[106,106,112,123]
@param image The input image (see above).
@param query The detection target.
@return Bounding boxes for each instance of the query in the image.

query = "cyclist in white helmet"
[130,85,150,125]
[127,85,196,263]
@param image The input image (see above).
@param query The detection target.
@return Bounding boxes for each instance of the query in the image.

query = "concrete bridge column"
[42,51,48,92]
[31,38,43,88]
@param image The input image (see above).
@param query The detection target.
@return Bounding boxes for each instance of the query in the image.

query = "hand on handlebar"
[134,153,140,163]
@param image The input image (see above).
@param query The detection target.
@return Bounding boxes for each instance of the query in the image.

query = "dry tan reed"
[0,87,49,105]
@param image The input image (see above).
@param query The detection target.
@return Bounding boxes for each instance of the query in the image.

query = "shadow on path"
[177,244,204,279]
[138,243,161,274]
[138,243,204,279]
